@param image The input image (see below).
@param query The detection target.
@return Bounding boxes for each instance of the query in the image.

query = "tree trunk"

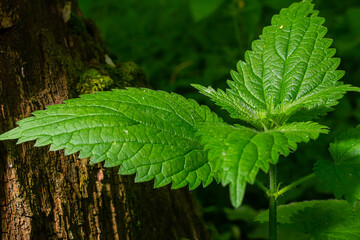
[0,0,210,239]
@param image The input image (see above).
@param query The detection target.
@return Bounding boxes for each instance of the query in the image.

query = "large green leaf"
[256,200,360,240]
[196,121,327,207]
[193,0,359,129]
[314,126,360,205]
[0,88,223,190]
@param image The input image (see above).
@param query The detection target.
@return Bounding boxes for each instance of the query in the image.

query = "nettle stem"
[276,173,316,197]
[255,170,316,240]
[255,179,268,194]
[269,164,277,240]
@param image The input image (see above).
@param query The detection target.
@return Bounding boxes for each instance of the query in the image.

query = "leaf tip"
[0,127,22,141]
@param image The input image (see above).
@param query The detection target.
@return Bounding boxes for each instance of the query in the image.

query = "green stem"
[255,179,269,194]
[269,164,277,240]
[275,173,316,197]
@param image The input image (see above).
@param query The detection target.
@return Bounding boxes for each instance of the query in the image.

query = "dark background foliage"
[78,0,360,239]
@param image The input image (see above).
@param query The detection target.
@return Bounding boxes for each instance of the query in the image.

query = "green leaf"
[196,121,327,207]
[189,0,225,22]
[272,121,329,150]
[256,200,360,240]
[193,0,360,129]
[0,88,223,190]
[224,205,259,222]
[191,84,262,128]
[314,126,360,205]
[256,200,318,224]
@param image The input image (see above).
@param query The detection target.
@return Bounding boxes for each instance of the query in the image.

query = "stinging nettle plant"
[2,0,360,239]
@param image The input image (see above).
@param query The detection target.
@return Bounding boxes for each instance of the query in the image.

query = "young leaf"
[196,121,327,207]
[193,0,360,129]
[314,126,360,205]
[0,88,223,190]
[256,200,360,240]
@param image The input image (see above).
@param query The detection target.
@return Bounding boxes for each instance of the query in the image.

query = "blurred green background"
[78,0,360,239]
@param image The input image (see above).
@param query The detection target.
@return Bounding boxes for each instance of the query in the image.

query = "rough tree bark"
[0,0,210,239]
